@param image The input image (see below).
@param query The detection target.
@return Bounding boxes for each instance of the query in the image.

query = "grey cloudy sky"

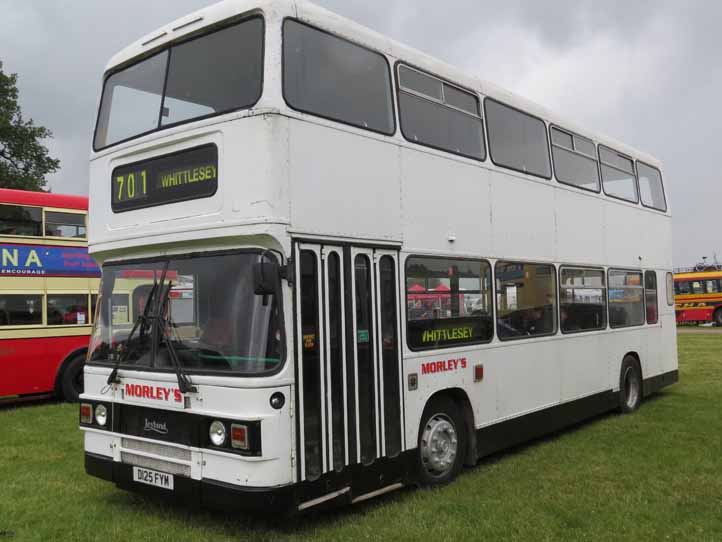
[1,0,719,267]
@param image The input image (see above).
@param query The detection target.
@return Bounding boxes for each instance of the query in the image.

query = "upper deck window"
[283,20,395,135]
[599,146,638,203]
[550,126,600,192]
[485,99,552,179]
[637,161,667,212]
[0,204,42,236]
[44,211,86,238]
[397,65,485,160]
[94,18,264,150]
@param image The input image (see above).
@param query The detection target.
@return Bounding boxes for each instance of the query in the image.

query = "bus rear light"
[80,403,93,424]
[231,424,249,450]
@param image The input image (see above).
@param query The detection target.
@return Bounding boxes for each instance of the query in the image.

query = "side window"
[47,294,90,325]
[496,262,557,340]
[550,126,600,192]
[599,146,638,203]
[397,65,485,160]
[637,162,667,212]
[645,271,658,324]
[608,270,644,328]
[44,211,87,238]
[405,257,492,350]
[559,267,606,333]
[665,273,674,306]
[283,20,395,135]
[706,280,721,294]
[0,294,43,326]
[484,98,551,179]
[691,281,704,294]
[677,281,690,295]
[0,204,42,236]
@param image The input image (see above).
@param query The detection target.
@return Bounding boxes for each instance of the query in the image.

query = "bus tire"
[714,308,722,327]
[618,356,642,414]
[416,396,466,486]
[60,353,86,403]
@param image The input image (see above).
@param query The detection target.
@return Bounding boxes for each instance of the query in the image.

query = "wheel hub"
[420,414,458,476]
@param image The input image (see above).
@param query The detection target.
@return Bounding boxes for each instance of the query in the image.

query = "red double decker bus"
[0,188,100,402]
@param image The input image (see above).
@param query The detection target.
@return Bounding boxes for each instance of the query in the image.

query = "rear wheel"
[618,356,642,413]
[60,353,85,402]
[416,396,466,486]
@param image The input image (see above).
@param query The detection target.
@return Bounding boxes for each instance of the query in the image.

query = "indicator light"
[231,424,249,450]
[80,403,93,424]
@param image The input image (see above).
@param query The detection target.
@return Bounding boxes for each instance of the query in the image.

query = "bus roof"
[102,0,662,168]
[674,271,722,280]
[0,188,88,210]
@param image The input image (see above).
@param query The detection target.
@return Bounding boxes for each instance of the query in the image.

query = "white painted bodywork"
[83,0,677,491]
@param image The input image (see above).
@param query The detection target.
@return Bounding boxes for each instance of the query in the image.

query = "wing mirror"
[253,254,280,296]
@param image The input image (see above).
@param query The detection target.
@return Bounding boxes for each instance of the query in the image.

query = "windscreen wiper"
[106,272,162,386]
[156,279,197,394]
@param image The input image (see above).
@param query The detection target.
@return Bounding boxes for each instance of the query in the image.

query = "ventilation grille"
[121,438,191,461]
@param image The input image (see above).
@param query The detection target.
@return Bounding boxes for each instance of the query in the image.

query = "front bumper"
[85,453,294,512]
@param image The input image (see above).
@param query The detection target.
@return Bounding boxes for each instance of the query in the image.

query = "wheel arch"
[422,387,477,467]
[713,306,722,325]
[54,347,88,399]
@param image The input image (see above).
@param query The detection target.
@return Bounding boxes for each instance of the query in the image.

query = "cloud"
[1,0,719,266]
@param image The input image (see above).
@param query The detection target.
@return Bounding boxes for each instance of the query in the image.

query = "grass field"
[1,333,720,541]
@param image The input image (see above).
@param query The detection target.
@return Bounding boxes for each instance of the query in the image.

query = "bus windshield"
[87,251,283,376]
[93,17,264,149]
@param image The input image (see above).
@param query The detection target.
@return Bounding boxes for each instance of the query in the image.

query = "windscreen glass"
[87,251,283,376]
[94,18,264,149]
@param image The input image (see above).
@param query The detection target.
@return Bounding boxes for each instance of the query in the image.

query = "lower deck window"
[0,294,42,326]
[47,294,89,325]
[405,256,492,349]
[496,262,557,340]
[560,267,606,333]
[608,269,644,328]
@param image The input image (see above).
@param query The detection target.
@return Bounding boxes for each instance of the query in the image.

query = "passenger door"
[294,243,403,482]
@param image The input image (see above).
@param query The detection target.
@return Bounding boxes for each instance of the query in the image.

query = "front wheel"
[618,356,642,413]
[416,396,466,486]
[60,353,86,402]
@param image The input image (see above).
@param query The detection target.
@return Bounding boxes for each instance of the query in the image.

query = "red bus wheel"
[60,353,85,402]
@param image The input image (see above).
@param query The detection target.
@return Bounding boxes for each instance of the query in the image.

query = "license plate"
[132,466,174,490]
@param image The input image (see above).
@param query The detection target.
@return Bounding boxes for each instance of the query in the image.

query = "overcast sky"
[1,0,719,267]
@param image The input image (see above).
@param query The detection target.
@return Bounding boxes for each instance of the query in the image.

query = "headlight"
[94,404,108,426]
[209,420,226,447]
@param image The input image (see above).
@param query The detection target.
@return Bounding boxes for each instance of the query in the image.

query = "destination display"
[111,144,218,213]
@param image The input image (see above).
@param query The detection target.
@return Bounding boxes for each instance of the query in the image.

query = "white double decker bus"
[81,0,678,512]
